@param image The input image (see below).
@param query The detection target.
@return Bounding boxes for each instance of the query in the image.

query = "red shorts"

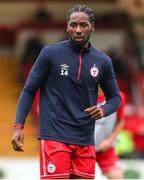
[40,140,96,179]
[96,148,122,173]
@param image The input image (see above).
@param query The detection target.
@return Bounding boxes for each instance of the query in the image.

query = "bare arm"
[98,119,124,152]
[99,91,126,152]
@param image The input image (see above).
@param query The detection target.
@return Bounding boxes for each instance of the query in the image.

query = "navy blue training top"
[15,39,121,146]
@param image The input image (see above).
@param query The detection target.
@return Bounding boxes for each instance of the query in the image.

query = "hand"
[11,127,24,152]
[84,106,104,120]
[98,138,112,152]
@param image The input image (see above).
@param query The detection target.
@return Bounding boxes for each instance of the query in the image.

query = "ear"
[92,24,95,31]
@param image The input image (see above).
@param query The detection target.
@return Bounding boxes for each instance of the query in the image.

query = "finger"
[91,114,101,119]
[16,144,24,152]
[12,141,21,151]
[11,140,23,152]
[92,108,104,119]
[88,108,100,116]
[91,111,103,119]
[91,111,101,118]
[17,140,24,151]
[12,140,23,151]
[84,106,97,112]
[11,140,18,151]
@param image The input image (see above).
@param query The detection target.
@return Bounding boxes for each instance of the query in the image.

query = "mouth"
[74,36,84,41]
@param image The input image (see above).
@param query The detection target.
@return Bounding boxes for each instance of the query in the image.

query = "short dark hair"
[66,5,95,24]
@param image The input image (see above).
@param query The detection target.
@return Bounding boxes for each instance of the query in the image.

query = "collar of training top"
[69,39,91,53]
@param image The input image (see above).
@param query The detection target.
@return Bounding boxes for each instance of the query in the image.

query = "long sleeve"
[15,47,50,125]
[99,58,121,116]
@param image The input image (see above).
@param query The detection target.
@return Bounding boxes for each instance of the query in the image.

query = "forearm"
[107,120,124,143]
[100,60,121,116]
[100,79,121,116]
[15,89,36,125]
[101,95,121,116]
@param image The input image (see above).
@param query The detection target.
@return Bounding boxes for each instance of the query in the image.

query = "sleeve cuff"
[13,124,24,129]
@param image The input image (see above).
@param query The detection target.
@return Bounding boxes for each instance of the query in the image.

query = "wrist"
[99,107,105,117]
[13,124,24,129]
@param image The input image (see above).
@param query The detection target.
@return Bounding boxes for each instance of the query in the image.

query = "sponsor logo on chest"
[60,64,69,76]
[60,64,99,78]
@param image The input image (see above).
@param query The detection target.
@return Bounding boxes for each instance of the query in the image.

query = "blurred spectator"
[33,1,51,23]
[116,129,134,158]
[106,47,133,103]
[133,71,144,104]
[21,31,44,81]
[125,105,144,159]
[95,90,126,179]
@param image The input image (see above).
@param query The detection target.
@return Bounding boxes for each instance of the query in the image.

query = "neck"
[83,41,89,49]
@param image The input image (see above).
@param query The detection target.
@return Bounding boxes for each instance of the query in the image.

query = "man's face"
[67,12,94,46]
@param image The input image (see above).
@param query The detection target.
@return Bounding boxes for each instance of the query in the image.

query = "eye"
[80,23,89,28]
[69,22,77,28]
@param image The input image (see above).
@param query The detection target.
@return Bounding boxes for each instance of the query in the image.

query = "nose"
[75,25,82,33]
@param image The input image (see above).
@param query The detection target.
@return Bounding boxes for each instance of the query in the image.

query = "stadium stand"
[0,57,39,157]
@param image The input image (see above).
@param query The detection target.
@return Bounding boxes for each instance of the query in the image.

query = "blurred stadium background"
[0,0,144,179]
